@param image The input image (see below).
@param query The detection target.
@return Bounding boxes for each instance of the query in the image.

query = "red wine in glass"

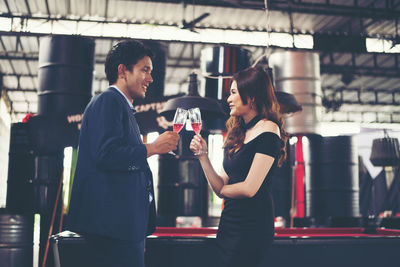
[173,123,184,133]
[169,108,187,156]
[189,107,204,155]
[191,122,202,135]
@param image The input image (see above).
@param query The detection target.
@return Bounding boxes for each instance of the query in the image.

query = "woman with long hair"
[190,66,288,267]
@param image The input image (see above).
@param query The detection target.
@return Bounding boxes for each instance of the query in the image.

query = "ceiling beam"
[268,0,400,19]
[0,36,17,75]
[0,13,398,40]
[24,0,32,16]
[138,0,400,19]
[3,0,11,14]
[1,56,398,78]
[44,0,51,17]
[5,87,37,92]
[320,64,400,78]
[322,87,400,106]
[1,30,399,57]
[321,111,400,124]
[104,0,109,19]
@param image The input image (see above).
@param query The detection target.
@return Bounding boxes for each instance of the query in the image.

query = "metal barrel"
[157,130,208,225]
[6,123,35,213]
[270,51,323,135]
[304,135,360,219]
[0,209,34,267]
[38,35,95,116]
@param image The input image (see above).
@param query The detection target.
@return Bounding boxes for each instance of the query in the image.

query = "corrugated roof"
[0,0,399,123]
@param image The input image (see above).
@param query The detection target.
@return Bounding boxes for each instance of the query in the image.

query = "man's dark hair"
[105,40,154,85]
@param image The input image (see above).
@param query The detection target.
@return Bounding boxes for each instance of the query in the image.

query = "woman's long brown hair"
[224,67,288,167]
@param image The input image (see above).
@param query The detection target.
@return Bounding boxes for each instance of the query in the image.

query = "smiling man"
[68,40,179,267]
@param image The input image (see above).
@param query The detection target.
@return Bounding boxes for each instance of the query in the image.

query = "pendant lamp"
[160,72,302,122]
[160,72,226,121]
[370,130,400,166]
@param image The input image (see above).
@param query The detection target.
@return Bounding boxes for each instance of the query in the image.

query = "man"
[68,40,179,267]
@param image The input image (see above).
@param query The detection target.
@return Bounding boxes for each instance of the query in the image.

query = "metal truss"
[322,111,400,124]
[322,87,400,107]
[0,10,398,40]
[141,0,400,19]
[320,52,400,78]
[321,87,400,123]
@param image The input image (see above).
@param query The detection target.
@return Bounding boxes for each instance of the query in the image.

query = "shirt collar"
[110,85,136,113]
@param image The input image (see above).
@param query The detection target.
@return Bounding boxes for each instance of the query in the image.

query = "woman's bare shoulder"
[256,120,280,137]
[245,119,280,143]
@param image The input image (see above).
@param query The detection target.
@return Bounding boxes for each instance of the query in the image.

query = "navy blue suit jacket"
[68,87,156,242]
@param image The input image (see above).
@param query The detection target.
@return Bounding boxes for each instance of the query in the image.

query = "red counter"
[51,227,400,267]
[146,227,400,267]
[152,226,400,238]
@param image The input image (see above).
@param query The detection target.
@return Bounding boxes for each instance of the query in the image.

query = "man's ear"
[117,64,126,79]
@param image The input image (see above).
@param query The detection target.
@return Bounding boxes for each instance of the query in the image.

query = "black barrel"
[304,135,360,220]
[0,209,34,267]
[33,152,64,214]
[157,156,208,218]
[32,152,64,267]
[6,123,35,213]
[38,35,95,116]
[270,143,292,221]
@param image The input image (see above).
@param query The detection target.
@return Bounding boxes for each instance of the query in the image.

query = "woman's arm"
[198,154,229,198]
[190,135,228,198]
[220,153,275,199]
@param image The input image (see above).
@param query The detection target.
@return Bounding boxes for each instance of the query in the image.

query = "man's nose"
[148,74,153,83]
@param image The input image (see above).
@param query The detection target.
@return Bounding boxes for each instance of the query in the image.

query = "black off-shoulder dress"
[217,131,281,267]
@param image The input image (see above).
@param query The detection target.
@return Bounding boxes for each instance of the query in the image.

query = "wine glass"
[189,108,202,135]
[188,107,203,155]
[169,108,187,155]
[173,108,187,133]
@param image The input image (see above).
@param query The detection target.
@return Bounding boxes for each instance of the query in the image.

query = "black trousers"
[84,234,145,267]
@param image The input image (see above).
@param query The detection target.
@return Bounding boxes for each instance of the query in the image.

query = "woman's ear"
[250,97,255,106]
[245,96,254,104]
[248,97,256,109]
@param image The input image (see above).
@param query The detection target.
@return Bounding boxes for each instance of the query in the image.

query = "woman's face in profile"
[227,81,251,117]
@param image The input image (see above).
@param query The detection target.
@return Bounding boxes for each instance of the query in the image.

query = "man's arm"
[88,93,148,172]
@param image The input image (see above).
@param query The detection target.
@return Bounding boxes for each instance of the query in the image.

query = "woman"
[190,67,288,267]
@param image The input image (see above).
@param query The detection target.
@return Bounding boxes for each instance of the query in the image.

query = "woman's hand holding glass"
[190,134,208,157]
[188,107,205,156]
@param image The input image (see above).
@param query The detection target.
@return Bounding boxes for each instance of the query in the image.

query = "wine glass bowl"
[173,108,187,133]
[169,108,187,156]
[188,108,202,135]
[188,108,204,156]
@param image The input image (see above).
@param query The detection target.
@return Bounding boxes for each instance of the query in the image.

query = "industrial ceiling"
[0,0,399,124]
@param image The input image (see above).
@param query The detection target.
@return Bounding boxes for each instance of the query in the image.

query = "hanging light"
[275,91,302,114]
[160,72,302,122]
[370,130,400,166]
[160,72,226,121]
